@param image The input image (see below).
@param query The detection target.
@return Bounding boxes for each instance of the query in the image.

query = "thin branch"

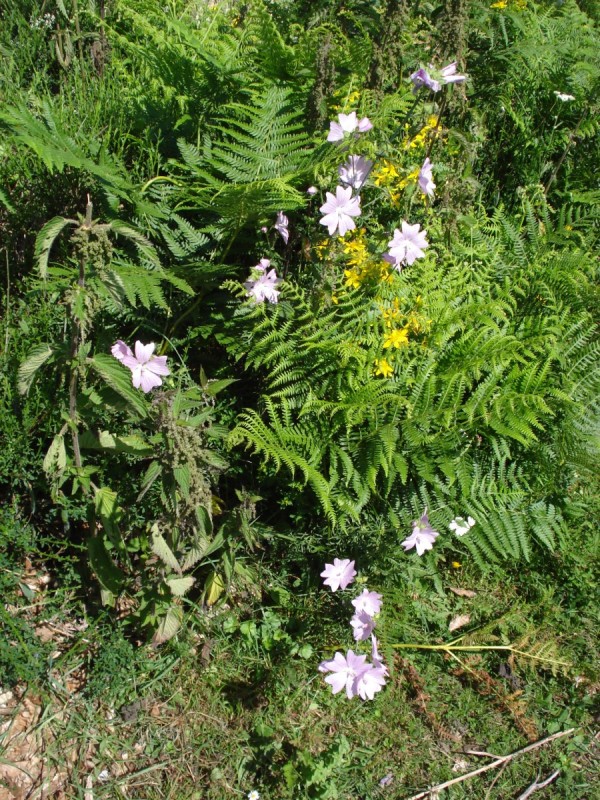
[516,770,560,800]
[404,728,574,800]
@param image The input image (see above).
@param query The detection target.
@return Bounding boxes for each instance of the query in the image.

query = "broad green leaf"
[137,460,162,501]
[166,575,195,597]
[152,605,183,645]
[34,216,76,278]
[150,524,181,573]
[88,536,124,596]
[90,353,148,417]
[18,344,54,394]
[204,571,225,606]
[43,434,66,474]
[195,505,213,537]
[173,465,191,499]
[94,486,118,518]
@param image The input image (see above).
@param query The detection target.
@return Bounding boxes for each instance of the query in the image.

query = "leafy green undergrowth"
[2,517,597,799]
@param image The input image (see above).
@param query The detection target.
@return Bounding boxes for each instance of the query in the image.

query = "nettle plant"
[19,198,254,641]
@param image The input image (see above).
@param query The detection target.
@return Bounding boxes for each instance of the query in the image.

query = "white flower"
[385,221,429,268]
[449,516,476,537]
[319,186,361,236]
[350,610,376,642]
[338,155,373,190]
[327,112,373,142]
[248,791,260,800]
[553,91,575,102]
[245,268,281,304]
[418,157,436,199]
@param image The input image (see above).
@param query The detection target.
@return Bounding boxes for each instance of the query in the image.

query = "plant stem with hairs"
[68,196,93,479]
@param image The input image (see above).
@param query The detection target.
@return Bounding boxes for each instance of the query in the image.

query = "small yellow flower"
[383,327,410,349]
[331,293,339,305]
[374,359,394,378]
[490,0,507,7]
[373,160,400,187]
[344,269,362,289]
[451,561,462,569]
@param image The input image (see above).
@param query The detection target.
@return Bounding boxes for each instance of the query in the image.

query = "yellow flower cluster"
[373,160,420,207]
[373,160,400,187]
[373,298,429,377]
[491,0,526,9]
[331,89,361,113]
[404,116,440,151]
[342,229,393,288]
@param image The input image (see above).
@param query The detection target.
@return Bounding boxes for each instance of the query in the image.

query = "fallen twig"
[405,728,574,800]
[516,769,561,799]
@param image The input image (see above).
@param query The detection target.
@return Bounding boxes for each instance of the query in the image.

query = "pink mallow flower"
[116,341,170,393]
[320,558,357,592]
[111,340,133,362]
[410,61,466,93]
[327,112,373,142]
[245,268,281,304]
[319,649,369,699]
[356,662,387,700]
[350,610,376,642]
[273,211,289,244]
[371,635,388,675]
[351,589,383,617]
[385,221,429,269]
[440,61,467,84]
[338,155,373,190]
[401,509,439,556]
[319,186,361,236]
[418,157,436,199]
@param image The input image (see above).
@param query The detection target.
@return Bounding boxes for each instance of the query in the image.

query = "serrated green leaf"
[94,486,118,518]
[173,465,191,499]
[43,434,66,474]
[90,353,148,417]
[150,524,181,573]
[137,460,162,501]
[18,344,54,394]
[166,575,195,596]
[152,605,183,645]
[88,536,124,596]
[204,571,225,606]
[34,216,76,278]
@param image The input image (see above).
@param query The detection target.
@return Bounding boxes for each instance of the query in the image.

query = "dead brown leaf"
[449,587,477,598]
[449,614,471,632]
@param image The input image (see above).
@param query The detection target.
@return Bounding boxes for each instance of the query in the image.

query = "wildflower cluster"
[318,559,388,701]
[401,509,477,555]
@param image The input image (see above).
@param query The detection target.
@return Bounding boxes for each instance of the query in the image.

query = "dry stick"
[405,728,575,800]
[516,769,561,800]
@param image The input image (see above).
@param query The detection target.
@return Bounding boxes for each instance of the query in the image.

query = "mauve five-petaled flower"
[351,588,383,617]
[320,558,357,592]
[418,157,436,199]
[401,509,440,556]
[319,186,361,236]
[350,610,376,642]
[338,155,373,190]
[385,221,429,269]
[245,266,281,304]
[112,340,170,393]
[319,649,386,700]
[273,211,289,244]
[410,61,467,93]
[327,112,373,142]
